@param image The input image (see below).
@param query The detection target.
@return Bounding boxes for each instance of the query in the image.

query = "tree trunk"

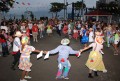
[52,12,54,18]
[55,12,58,18]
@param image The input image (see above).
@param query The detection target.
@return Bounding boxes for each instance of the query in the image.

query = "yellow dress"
[47,25,52,33]
[86,51,106,72]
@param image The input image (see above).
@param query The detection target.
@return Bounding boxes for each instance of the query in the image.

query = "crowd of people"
[0,18,120,81]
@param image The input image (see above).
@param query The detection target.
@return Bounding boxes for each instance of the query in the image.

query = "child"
[19,36,41,81]
[80,32,107,78]
[68,26,72,39]
[73,27,79,40]
[0,29,9,57]
[11,31,23,70]
[62,23,68,35]
[89,28,94,43]
[32,23,38,42]
[81,27,89,48]
[113,30,119,55]
[46,24,52,36]
[45,38,80,79]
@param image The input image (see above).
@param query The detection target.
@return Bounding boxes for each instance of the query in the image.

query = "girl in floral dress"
[18,36,41,81]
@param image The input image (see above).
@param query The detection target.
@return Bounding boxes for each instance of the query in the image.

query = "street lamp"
[63,0,68,20]
[81,0,84,20]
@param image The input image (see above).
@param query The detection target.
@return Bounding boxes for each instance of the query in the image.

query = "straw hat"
[15,31,23,37]
[95,36,104,44]
[61,38,70,45]
[21,36,29,45]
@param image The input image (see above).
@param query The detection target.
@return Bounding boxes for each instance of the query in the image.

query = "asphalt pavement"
[0,31,120,81]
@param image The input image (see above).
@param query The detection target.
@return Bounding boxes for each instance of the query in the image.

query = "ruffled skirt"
[86,51,107,72]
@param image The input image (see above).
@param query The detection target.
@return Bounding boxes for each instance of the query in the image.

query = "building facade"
[99,0,115,4]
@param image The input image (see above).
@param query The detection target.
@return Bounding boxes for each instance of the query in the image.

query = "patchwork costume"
[48,38,79,79]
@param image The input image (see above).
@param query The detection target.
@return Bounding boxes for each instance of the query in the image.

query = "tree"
[21,14,25,21]
[50,2,64,18]
[0,0,15,12]
[97,1,120,16]
[74,1,86,16]
[30,12,34,20]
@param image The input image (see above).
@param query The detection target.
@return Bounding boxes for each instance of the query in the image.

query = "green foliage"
[0,0,15,12]
[21,14,25,20]
[30,12,34,20]
[50,2,64,18]
[97,1,120,16]
[50,2,64,13]
[74,1,86,10]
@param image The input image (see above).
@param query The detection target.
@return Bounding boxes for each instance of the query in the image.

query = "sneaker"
[64,77,69,80]
[24,76,32,79]
[55,76,62,80]
[61,76,69,80]
[20,79,27,81]
[103,70,107,73]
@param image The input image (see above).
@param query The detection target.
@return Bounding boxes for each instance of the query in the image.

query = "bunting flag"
[28,3,30,5]
[16,2,19,4]
[22,2,25,5]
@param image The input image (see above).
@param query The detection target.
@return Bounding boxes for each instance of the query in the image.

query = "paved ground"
[0,31,120,81]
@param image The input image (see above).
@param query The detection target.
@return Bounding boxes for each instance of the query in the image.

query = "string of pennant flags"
[15,2,30,5]
[13,2,71,7]
[11,1,72,10]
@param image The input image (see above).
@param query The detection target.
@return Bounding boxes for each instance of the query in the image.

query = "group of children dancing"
[11,30,107,81]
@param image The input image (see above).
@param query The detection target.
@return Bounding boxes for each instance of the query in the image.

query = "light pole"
[65,0,68,19]
[64,0,67,20]
[64,0,65,20]
[81,0,84,20]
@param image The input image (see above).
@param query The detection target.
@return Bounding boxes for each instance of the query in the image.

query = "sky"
[5,0,98,19]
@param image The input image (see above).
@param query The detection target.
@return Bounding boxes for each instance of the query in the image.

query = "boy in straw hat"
[80,32,107,78]
[19,36,42,81]
[11,31,23,70]
[44,38,80,80]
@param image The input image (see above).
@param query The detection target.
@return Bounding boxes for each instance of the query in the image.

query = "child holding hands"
[19,36,42,81]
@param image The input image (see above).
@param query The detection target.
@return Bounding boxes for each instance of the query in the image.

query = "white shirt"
[89,43,103,52]
[13,37,21,52]
[89,31,94,42]
[20,26,25,32]
[28,23,33,29]
[78,24,81,28]
[38,24,44,31]
[58,23,62,30]
[68,24,71,29]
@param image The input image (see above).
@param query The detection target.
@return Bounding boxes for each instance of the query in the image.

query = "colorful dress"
[47,25,52,34]
[85,43,107,72]
[62,25,68,34]
[81,29,89,44]
[73,29,78,39]
[18,45,35,71]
